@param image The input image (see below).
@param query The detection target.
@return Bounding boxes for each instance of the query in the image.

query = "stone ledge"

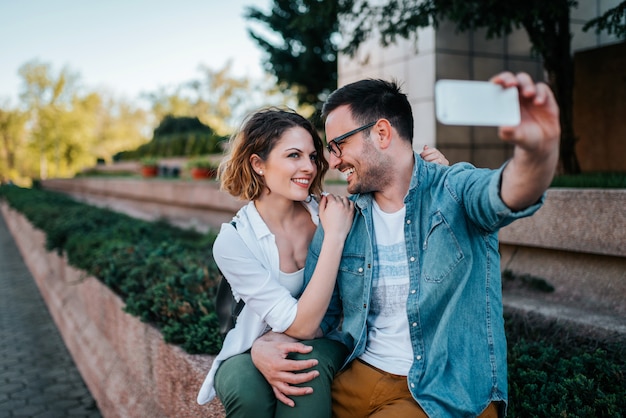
[1,202,224,418]
[42,179,626,259]
[499,188,625,258]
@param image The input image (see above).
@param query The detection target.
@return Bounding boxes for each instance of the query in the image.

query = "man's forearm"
[500,142,559,211]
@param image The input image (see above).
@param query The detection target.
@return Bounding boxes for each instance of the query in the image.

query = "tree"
[15,59,149,179]
[338,0,626,174]
[90,93,148,164]
[0,106,28,182]
[144,61,251,136]
[245,0,340,125]
[583,1,626,38]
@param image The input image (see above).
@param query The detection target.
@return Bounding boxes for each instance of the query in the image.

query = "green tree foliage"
[583,1,626,38]
[144,61,251,136]
[115,115,226,160]
[245,0,340,124]
[90,93,149,164]
[3,59,149,181]
[18,59,82,179]
[0,107,28,182]
[337,0,626,174]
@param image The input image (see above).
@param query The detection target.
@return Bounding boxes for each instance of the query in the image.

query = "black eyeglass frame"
[326,121,376,157]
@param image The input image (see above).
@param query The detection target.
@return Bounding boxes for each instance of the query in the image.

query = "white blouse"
[197,199,319,405]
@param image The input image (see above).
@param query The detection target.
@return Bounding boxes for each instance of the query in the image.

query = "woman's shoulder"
[302,197,320,226]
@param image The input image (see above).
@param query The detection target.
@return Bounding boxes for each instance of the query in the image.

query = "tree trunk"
[549,11,581,175]
[523,1,582,174]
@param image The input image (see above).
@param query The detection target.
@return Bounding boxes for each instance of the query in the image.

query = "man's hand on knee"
[251,332,320,407]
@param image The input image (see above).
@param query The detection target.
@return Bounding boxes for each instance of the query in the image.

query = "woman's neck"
[253,195,304,232]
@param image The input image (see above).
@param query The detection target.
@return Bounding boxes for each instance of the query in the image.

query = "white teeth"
[293,179,310,184]
[342,168,355,180]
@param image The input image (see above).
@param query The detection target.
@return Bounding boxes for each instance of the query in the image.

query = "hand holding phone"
[435,80,520,126]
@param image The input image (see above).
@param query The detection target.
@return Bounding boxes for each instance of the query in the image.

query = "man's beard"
[347,142,393,195]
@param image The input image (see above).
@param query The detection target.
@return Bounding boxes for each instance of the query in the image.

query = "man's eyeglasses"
[326,121,376,157]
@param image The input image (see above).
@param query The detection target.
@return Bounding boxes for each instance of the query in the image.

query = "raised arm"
[283,194,354,339]
[491,72,560,211]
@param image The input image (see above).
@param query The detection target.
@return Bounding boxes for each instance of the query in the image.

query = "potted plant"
[186,158,218,180]
[140,157,159,178]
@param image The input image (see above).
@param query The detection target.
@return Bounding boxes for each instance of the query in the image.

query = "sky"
[0,0,272,106]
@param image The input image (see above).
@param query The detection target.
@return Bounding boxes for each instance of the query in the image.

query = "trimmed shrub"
[0,185,222,354]
[550,172,626,188]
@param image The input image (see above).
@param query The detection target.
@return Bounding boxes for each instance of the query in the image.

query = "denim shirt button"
[416,355,422,361]
[406,219,411,224]
[412,322,417,327]
[411,289,416,294]
[358,267,364,273]
[410,256,415,262]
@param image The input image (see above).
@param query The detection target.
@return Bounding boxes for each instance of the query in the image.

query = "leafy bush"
[114,116,227,161]
[550,171,626,188]
[507,341,625,417]
[0,185,223,354]
[504,311,626,417]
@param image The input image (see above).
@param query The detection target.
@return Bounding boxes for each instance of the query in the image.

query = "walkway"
[0,214,102,418]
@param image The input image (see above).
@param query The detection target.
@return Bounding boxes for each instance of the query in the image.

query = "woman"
[197,108,354,417]
[197,108,449,417]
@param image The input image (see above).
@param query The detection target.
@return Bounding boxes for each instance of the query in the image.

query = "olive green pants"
[215,338,348,418]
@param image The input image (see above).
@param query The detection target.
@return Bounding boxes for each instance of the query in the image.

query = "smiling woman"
[196,107,354,418]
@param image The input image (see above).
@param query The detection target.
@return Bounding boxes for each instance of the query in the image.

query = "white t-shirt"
[359,200,413,375]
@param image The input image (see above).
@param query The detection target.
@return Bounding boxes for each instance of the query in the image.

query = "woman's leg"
[275,338,348,418]
[215,352,276,418]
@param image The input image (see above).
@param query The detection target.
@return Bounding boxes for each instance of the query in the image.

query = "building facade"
[337,0,624,169]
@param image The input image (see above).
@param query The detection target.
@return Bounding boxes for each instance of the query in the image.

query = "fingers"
[420,145,449,166]
[320,194,353,213]
[277,368,320,384]
[279,357,319,373]
[491,71,551,102]
[273,386,296,407]
[281,342,314,355]
[324,193,351,205]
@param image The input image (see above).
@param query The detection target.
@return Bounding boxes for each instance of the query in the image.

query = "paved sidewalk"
[0,214,101,418]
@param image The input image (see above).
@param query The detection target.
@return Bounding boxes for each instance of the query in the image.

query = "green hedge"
[550,171,626,188]
[0,185,223,354]
[1,185,625,416]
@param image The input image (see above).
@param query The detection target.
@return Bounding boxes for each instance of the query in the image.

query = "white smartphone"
[435,79,520,126]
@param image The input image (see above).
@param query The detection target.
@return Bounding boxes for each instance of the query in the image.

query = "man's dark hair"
[322,79,414,144]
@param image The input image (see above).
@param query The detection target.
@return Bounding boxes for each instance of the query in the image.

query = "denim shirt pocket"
[422,211,464,283]
[337,253,367,312]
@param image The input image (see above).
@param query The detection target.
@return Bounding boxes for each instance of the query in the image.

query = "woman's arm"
[283,194,354,339]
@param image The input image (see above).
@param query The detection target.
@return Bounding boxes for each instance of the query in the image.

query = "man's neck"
[373,152,415,213]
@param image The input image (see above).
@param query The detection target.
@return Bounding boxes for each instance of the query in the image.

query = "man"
[251,72,560,417]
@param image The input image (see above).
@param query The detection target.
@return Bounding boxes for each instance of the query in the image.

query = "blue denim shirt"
[304,154,543,417]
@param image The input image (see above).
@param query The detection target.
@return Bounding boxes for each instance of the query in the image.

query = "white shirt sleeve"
[213,224,298,333]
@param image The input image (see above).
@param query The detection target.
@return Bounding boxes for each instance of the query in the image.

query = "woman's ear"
[250,154,264,175]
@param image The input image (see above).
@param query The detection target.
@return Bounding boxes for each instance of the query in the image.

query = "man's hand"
[251,332,320,407]
[490,72,560,211]
[491,72,560,151]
